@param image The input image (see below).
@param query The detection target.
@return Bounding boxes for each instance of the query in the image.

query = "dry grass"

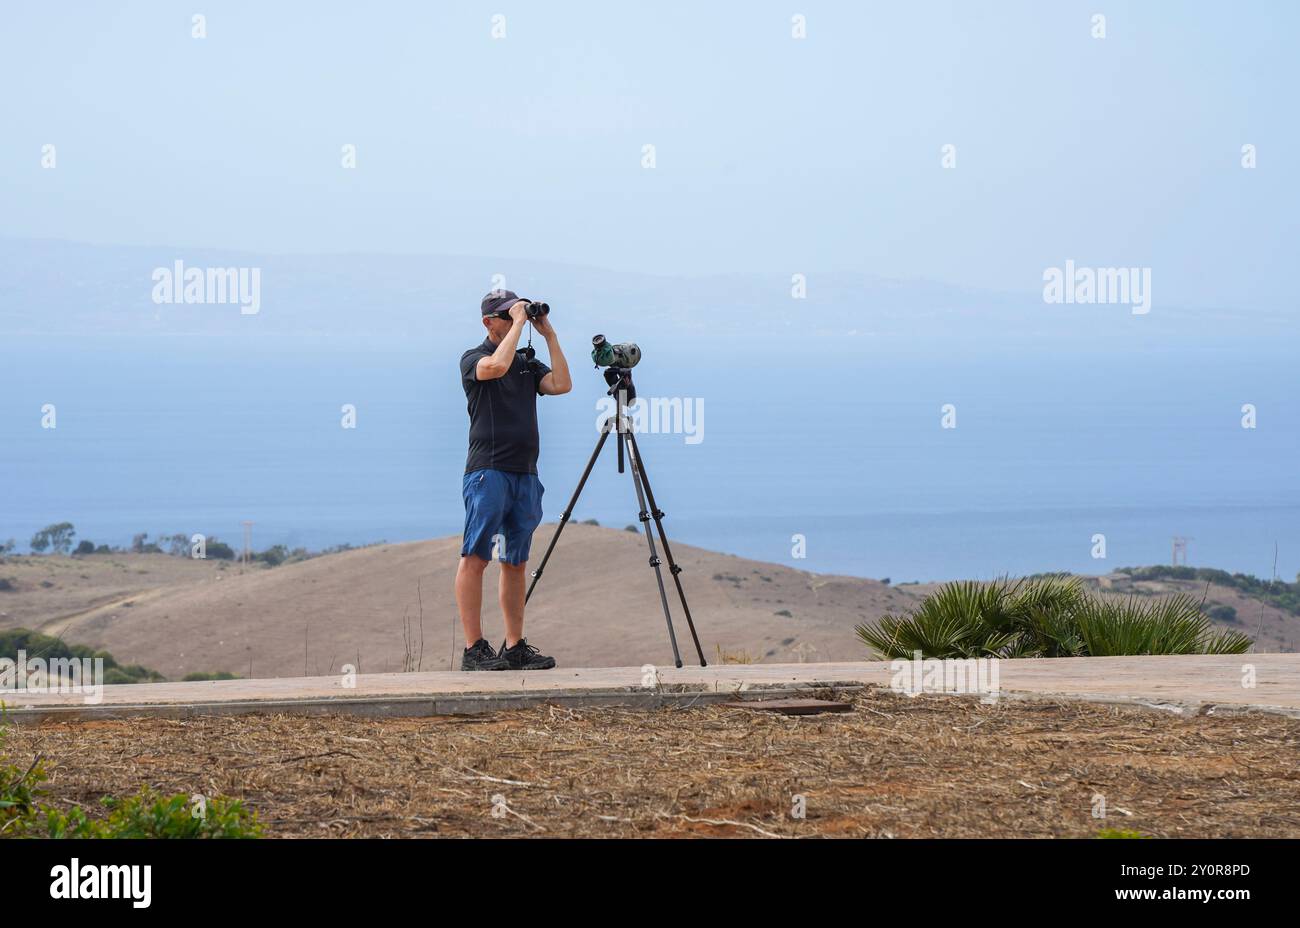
[5,688,1299,838]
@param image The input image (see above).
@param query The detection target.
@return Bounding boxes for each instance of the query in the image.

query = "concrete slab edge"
[1,681,868,724]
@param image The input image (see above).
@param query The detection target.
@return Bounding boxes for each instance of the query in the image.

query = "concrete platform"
[3,654,1298,723]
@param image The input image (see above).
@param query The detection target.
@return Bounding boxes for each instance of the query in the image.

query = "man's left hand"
[532,312,556,337]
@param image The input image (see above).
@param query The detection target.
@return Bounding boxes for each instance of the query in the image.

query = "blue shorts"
[461,468,545,565]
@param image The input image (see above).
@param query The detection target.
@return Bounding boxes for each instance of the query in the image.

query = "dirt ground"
[5,688,1298,838]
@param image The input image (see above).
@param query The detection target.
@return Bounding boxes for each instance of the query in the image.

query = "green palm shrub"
[1074,593,1252,656]
[856,576,1252,659]
[1001,575,1090,657]
[856,575,1083,659]
[855,580,1012,659]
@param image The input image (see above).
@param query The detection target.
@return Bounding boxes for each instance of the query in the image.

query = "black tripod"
[525,366,707,667]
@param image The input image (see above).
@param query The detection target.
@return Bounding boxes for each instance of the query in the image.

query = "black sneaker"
[461,638,509,671]
[498,638,557,671]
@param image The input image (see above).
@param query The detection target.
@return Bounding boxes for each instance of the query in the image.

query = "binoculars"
[492,300,549,321]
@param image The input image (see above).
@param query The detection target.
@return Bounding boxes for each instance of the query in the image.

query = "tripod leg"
[626,431,684,668]
[525,417,614,604]
[625,429,708,667]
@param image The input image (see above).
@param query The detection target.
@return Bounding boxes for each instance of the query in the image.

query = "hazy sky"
[2,1,1296,309]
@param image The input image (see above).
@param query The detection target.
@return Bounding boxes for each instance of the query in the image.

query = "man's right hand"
[508,301,529,325]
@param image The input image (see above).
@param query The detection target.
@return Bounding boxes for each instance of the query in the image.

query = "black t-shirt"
[460,337,552,475]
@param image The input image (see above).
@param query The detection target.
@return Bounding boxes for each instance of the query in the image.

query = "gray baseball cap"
[481,289,527,316]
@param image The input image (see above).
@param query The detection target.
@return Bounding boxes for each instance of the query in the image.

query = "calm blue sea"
[2,333,1297,582]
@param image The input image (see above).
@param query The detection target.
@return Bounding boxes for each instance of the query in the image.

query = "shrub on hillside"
[1118,565,1300,616]
[0,629,165,684]
[181,671,241,681]
[1202,603,1239,624]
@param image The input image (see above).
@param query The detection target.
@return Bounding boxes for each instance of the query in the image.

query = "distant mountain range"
[2,236,1287,348]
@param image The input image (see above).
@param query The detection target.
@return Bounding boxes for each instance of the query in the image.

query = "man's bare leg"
[500,560,527,648]
[455,554,490,647]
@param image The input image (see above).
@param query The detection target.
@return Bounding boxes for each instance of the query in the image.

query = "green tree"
[163,533,191,557]
[30,523,76,555]
[130,532,161,554]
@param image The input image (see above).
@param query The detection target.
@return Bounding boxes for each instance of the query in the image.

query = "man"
[456,289,572,671]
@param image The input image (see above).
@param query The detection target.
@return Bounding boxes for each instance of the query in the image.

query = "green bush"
[855,575,1252,659]
[205,539,236,560]
[0,629,165,684]
[1202,603,1238,624]
[253,545,289,567]
[0,719,48,836]
[43,790,262,839]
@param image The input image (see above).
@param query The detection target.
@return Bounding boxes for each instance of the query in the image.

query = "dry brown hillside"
[0,525,910,678]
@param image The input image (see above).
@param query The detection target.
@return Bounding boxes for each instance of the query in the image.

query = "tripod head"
[603,365,636,405]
